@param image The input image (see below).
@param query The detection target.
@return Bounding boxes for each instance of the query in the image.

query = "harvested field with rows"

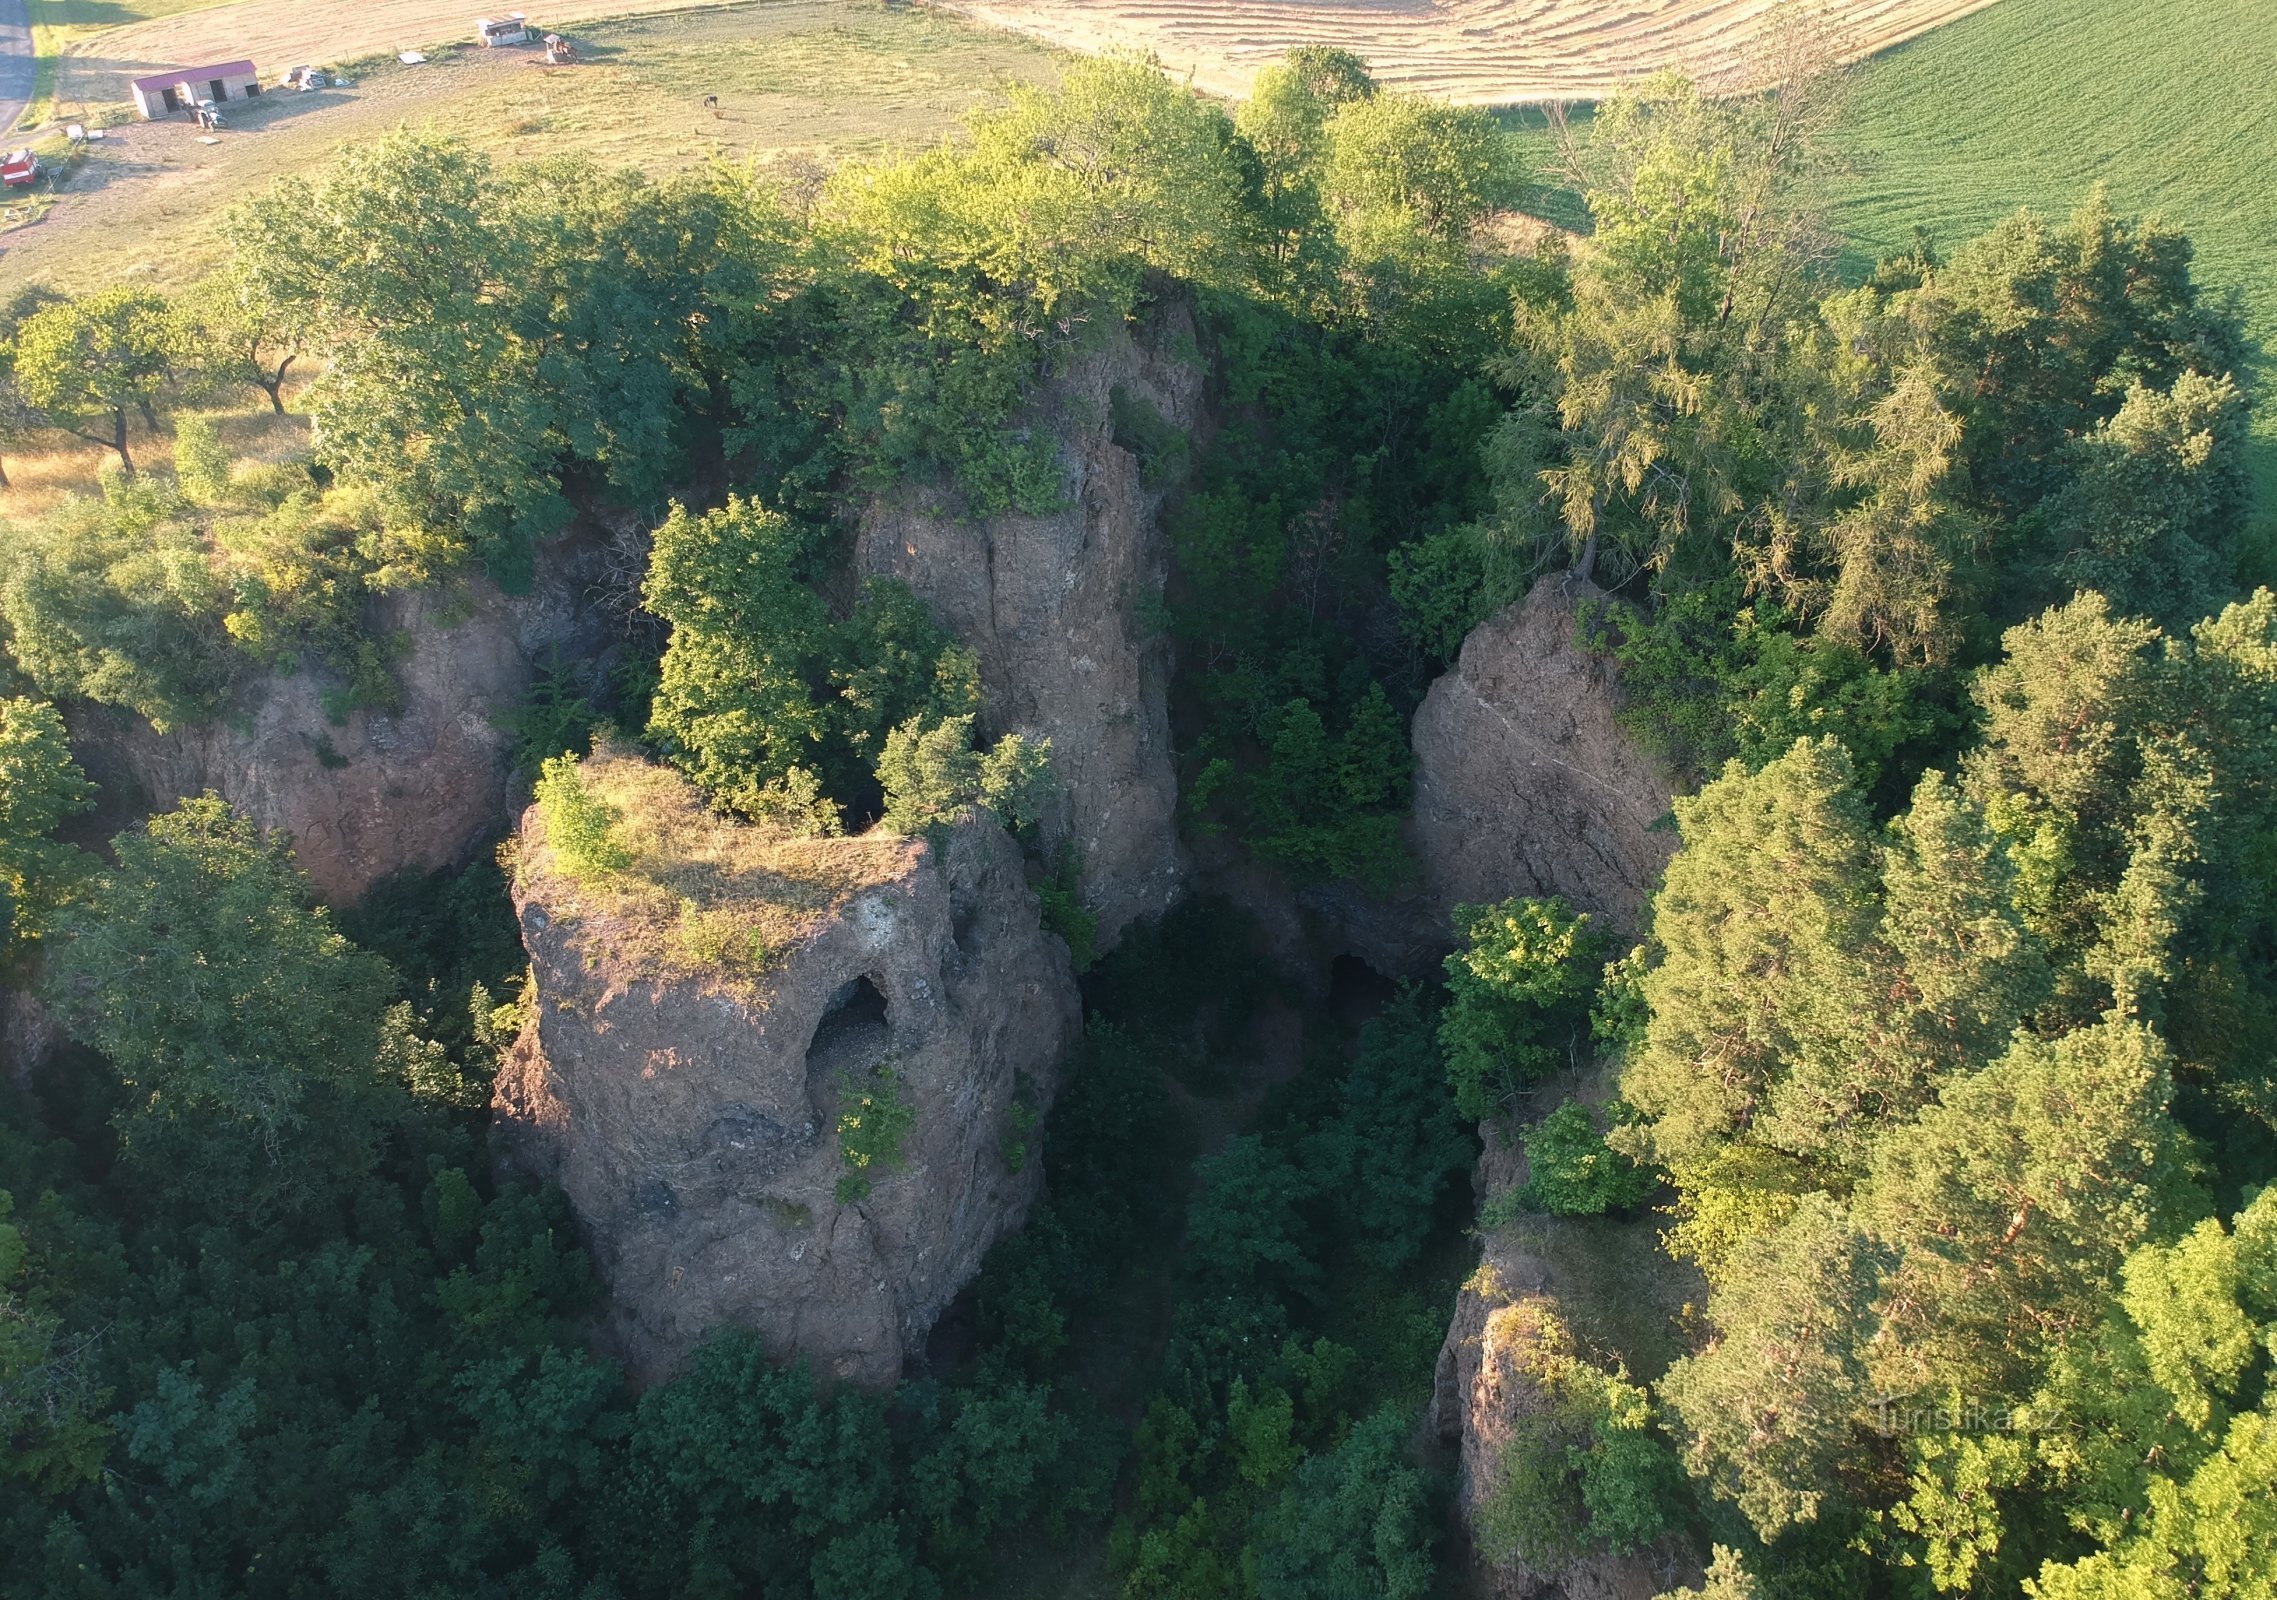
[946,0,2007,104]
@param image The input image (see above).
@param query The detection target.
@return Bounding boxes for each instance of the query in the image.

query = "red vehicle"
[1,150,41,190]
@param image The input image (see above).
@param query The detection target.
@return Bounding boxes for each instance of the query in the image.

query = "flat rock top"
[518,748,925,1001]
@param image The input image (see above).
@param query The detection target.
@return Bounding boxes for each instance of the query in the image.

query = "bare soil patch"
[51,0,741,110]
[1,1,1060,293]
[946,0,2007,104]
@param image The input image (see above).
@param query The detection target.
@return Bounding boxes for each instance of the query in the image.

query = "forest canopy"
[1,35,2272,1600]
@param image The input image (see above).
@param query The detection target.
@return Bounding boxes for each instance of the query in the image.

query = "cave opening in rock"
[1327,952,1397,1029]
[805,974,892,1083]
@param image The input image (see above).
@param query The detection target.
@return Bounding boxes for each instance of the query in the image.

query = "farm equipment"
[1,150,41,190]
[277,65,332,91]
[476,14,532,46]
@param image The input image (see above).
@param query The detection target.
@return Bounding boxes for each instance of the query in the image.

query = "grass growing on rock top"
[522,741,922,997]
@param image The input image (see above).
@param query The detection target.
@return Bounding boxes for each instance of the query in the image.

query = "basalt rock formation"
[493,752,1079,1386]
[1431,1128,1702,1600]
[1409,575,1678,941]
[856,308,1202,949]
[64,526,621,905]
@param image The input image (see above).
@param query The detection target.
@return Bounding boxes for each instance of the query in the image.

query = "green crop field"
[1501,0,2277,550]
[1822,0,2277,543]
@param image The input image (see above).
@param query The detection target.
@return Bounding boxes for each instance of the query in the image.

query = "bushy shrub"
[534,754,630,881]
[836,1064,916,1204]
[1511,1099,1658,1217]
[1440,897,1605,1123]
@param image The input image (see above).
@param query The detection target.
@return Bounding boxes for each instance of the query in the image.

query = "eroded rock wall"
[65,527,618,904]
[494,799,1080,1386]
[1409,576,1677,940]
[1430,1134,1701,1600]
[856,309,1201,948]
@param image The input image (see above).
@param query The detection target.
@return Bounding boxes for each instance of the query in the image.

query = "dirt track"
[52,0,742,110]
[947,0,2008,104]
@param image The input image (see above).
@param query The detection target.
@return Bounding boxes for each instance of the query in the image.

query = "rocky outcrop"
[64,527,619,905]
[1409,576,1678,940]
[856,309,1202,948]
[1431,1131,1701,1600]
[493,754,1080,1386]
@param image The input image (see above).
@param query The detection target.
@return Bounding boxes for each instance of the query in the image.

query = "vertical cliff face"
[64,528,618,905]
[855,308,1202,949]
[1410,583,1693,1592]
[1408,576,1677,940]
[492,752,1080,1386]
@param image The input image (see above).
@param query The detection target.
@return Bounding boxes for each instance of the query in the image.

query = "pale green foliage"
[1655,1546,1762,1600]
[1319,89,1519,318]
[0,476,235,730]
[644,496,982,826]
[534,755,631,882]
[1438,897,1602,1123]
[1620,738,1881,1172]
[170,414,233,505]
[876,714,1053,837]
[11,287,175,473]
[2038,370,2250,632]
[1514,1099,1657,1216]
[232,133,779,577]
[1657,1195,1884,1534]
[643,496,831,810]
[170,269,300,414]
[0,471,459,729]
[1631,590,2277,1552]
[1893,1188,2277,1597]
[1855,1019,2193,1401]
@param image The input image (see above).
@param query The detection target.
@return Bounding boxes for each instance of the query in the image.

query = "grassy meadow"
[0,1,1062,497]
[20,0,238,124]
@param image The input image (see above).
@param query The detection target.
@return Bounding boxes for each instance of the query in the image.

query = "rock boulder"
[64,526,618,905]
[1430,1132,1701,1599]
[493,752,1079,1385]
[1410,577,1678,939]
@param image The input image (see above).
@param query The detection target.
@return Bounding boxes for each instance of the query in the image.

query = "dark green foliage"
[1111,384,1191,489]
[41,798,406,1219]
[337,852,526,1061]
[1513,1099,1659,1217]
[502,649,605,773]
[1034,847,1100,972]
[1247,1405,1438,1600]
[1300,987,1475,1269]
[1168,276,1508,889]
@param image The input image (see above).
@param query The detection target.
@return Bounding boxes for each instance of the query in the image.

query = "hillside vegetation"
[1,30,2274,1600]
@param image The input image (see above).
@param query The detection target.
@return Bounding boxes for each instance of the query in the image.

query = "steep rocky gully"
[39,309,1694,1590]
